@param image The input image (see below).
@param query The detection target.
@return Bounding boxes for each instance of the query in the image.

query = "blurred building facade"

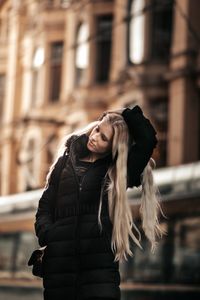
[0,0,200,195]
[0,0,200,299]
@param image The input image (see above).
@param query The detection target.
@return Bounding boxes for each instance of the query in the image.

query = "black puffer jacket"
[34,106,158,300]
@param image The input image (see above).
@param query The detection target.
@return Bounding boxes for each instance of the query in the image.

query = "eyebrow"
[98,124,109,141]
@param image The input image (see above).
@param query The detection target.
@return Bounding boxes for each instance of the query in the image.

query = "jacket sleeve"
[122,105,158,188]
[34,156,64,246]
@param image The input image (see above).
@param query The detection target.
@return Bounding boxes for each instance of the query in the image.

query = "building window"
[0,233,17,274]
[148,98,168,167]
[0,232,38,278]
[0,10,9,41]
[18,137,39,191]
[151,0,173,62]
[60,0,70,8]
[15,232,38,274]
[75,22,89,86]
[128,0,145,64]
[45,0,70,8]
[46,133,57,169]
[24,138,38,191]
[32,47,45,107]
[49,41,64,102]
[31,70,39,107]
[95,14,113,83]
[0,74,5,123]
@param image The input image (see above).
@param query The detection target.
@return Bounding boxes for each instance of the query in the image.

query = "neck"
[85,151,109,162]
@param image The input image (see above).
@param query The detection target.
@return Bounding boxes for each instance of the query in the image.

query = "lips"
[89,140,95,149]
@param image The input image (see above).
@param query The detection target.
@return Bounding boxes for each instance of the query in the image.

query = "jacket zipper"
[68,138,81,300]
[68,136,96,300]
[68,135,110,300]
[79,163,95,191]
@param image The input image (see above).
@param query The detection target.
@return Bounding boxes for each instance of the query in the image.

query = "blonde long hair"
[45,111,167,262]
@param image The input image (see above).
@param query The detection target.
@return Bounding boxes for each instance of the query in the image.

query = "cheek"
[101,143,111,152]
[89,131,94,138]
[96,142,106,152]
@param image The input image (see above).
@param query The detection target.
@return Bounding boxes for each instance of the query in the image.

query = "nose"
[91,135,96,143]
[91,133,98,143]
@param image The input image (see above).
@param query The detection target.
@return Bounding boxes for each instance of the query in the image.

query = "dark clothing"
[122,106,158,188]
[84,298,115,300]
[75,159,93,182]
[34,106,158,300]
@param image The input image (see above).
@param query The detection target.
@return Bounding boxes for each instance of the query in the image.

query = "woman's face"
[87,118,113,154]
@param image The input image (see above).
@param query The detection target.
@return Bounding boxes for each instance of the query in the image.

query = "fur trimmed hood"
[65,133,113,164]
[64,133,91,159]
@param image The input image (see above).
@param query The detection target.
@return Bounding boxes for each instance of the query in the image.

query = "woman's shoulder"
[65,133,90,159]
[54,151,69,170]
[65,134,79,152]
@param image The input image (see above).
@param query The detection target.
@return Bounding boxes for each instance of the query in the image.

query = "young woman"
[34,105,166,300]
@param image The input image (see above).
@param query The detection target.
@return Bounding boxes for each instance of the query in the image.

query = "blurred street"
[0,287,42,300]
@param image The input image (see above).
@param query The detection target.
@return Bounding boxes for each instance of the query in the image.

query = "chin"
[87,142,95,152]
[87,144,97,153]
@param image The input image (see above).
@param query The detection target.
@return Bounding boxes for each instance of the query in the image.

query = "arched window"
[128,0,145,64]
[75,22,89,85]
[151,0,173,61]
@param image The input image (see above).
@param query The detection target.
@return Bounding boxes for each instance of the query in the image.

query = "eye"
[101,135,107,142]
[95,125,107,142]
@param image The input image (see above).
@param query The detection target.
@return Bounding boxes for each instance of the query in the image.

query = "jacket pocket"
[45,222,58,244]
